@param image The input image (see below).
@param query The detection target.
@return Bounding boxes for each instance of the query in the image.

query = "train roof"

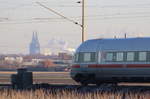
[76,37,150,52]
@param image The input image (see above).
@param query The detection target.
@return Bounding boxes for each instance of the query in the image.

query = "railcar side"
[70,38,150,85]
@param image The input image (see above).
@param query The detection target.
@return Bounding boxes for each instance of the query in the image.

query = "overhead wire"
[1,11,150,24]
[36,2,82,27]
[0,1,150,24]
[1,15,150,24]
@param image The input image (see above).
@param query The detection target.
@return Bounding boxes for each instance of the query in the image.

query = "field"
[1,71,150,99]
[0,88,150,99]
[0,71,77,84]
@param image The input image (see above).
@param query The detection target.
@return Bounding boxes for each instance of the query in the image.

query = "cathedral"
[29,32,40,55]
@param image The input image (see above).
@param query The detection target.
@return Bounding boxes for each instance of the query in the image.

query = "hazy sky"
[0,0,150,54]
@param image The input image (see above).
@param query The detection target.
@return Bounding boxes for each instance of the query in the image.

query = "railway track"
[1,71,150,85]
[0,71,77,84]
[1,71,150,99]
[1,71,150,92]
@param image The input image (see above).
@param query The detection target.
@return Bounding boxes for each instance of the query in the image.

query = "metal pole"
[82,0,85,42]
[37,1,85,42]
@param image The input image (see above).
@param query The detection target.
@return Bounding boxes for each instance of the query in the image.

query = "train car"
[70,37,150,85]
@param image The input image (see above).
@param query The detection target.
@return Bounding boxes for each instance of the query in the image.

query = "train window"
[147,52,150,61]
[83,52,96,62]
[75,52,96,63]
[139,52,146,61]
[116,52,123,61]
[78,53,84,62]
[106,52,113,61]
[127,52,134,61]
[84,53,91,62]
[91,52,96,62]
[74,53,79,62]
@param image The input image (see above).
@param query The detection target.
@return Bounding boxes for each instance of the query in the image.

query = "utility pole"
[37,1,85,43]
[82,0,85,42]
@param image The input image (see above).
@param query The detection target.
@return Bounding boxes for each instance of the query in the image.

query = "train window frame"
[147,51,150,62]
[91,52,96,62]
[138,52,147,61]
[74,53,79,62]
[105,52,116,62]
[123,52,127,62]
[76,52,96,63]
[126,52,135,62]
[116,52,124,62]
[106,52,113,61]
[103,51,150,62]
[83,53,91,62]
[78,52,84,62]
[100,52,106,62]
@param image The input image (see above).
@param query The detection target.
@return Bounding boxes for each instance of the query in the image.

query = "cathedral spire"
[32,32,35,42]
[35,32,39,43]
[29,32,40,55]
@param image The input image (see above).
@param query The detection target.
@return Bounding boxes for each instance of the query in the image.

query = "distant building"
[4,56,23,63]
[58,52,73,60]
[29,32,40,55]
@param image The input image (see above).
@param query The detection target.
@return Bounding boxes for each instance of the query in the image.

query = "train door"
[96,51,103,78]
[100,51,123,77]
[79,52,93,72]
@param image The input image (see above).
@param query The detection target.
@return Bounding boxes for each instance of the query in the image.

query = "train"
[70,37,150,85]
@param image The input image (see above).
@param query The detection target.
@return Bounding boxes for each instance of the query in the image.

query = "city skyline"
[0,0,150,54]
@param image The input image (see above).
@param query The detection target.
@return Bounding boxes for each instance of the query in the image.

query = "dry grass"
[0,89,150,99]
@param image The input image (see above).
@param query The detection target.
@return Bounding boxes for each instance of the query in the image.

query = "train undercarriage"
[73,73,150,86]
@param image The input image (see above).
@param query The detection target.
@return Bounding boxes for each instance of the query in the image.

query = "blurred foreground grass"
[0,89,149,99]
